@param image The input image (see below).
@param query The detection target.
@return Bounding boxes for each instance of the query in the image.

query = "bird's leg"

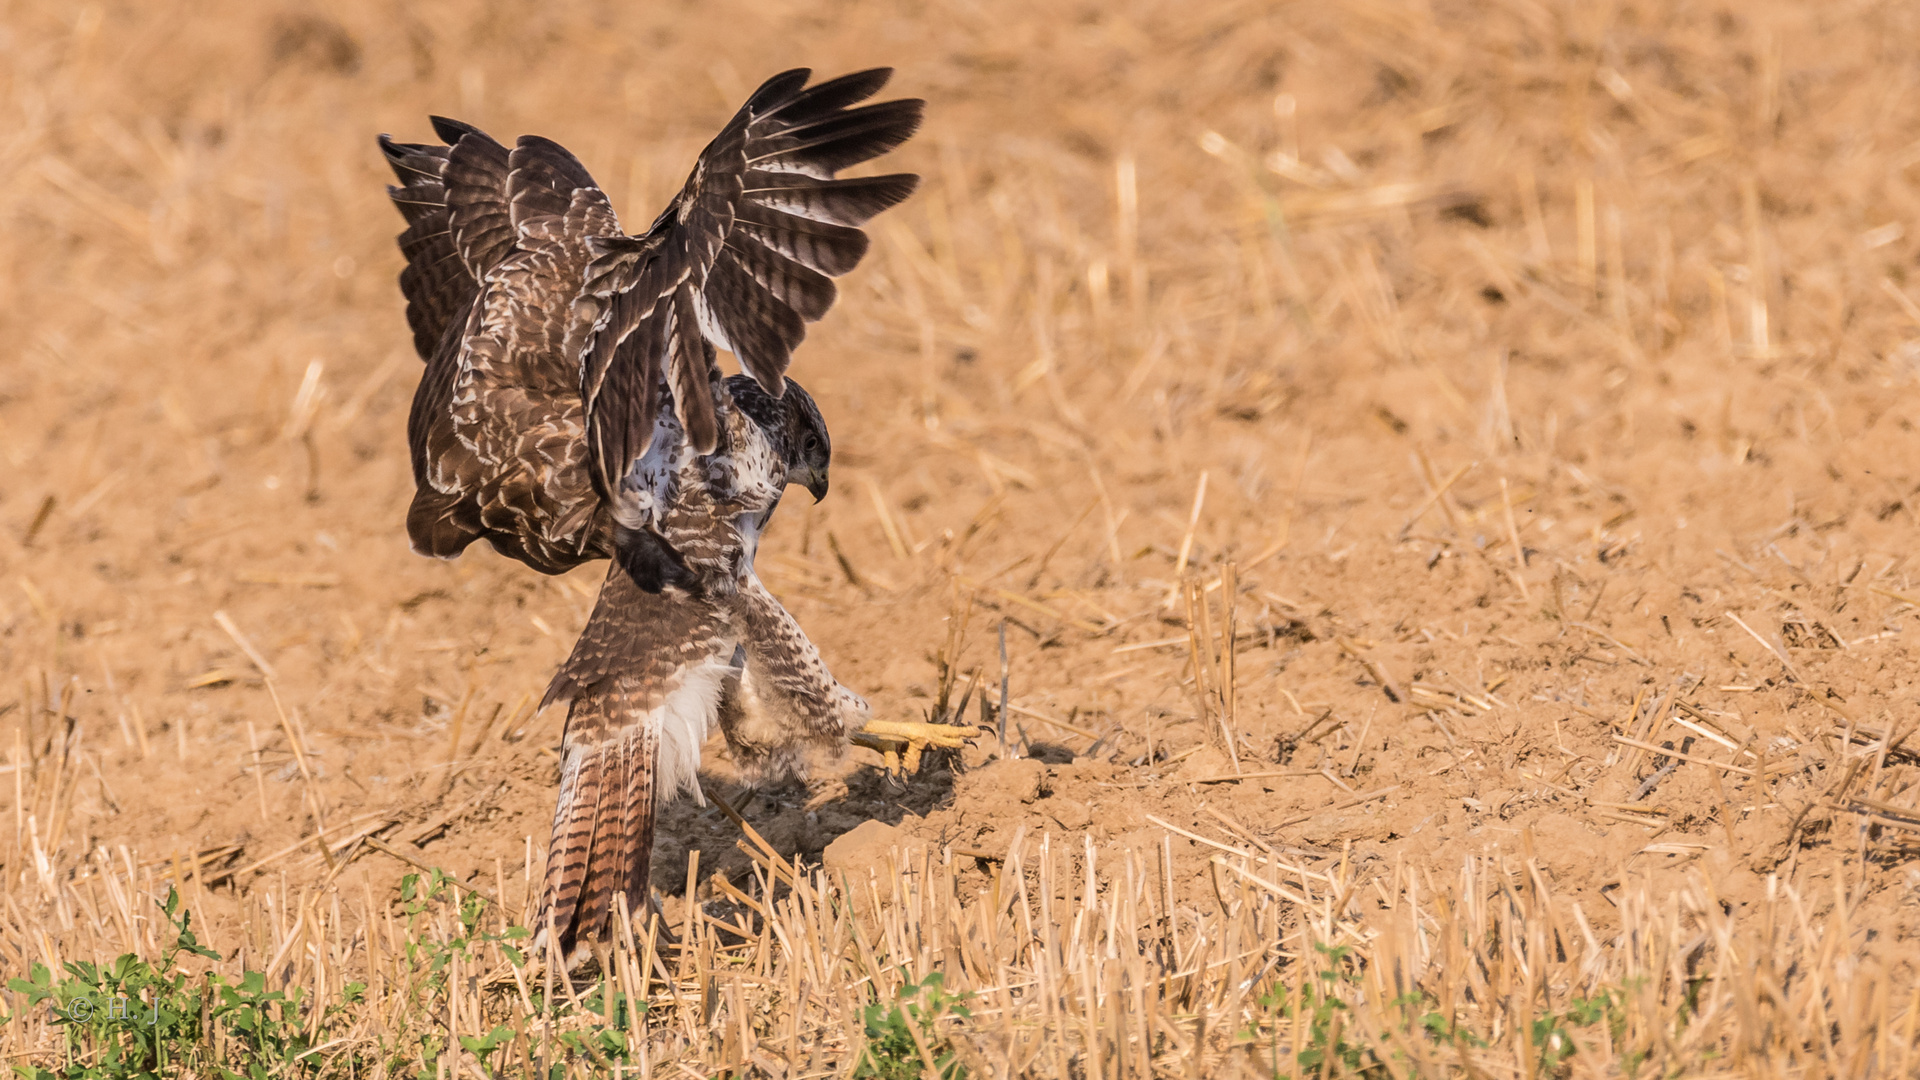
[852,618,984,774]
[849,719,981,774]
[733,577,979,774]
[732,577,870,740]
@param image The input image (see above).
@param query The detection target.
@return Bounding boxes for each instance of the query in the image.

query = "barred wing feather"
[574,68,921,525]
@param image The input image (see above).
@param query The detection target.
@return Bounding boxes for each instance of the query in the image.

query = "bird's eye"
[802,434,820,452]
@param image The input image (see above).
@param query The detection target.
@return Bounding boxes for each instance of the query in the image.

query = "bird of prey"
[379,68,971,966]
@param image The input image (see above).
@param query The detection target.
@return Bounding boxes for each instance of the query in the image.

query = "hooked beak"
[790,465,829,503]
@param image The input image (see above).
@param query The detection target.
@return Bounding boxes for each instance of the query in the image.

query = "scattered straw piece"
[1725,610,1801,683]
[1190,769,1321,785]
[1611,734,1754,777]
[1172,470,1209,582]
[212,610,279,682]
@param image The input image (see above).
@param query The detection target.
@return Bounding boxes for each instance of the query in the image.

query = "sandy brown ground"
[5,0,1920,995]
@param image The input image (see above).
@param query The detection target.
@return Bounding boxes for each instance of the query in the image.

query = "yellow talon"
[851,721,981,774]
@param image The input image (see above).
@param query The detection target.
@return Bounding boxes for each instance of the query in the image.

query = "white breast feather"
[615,409,686,531]
[734,416,783,501]
[738,511,767,563]
[651,654,731,807]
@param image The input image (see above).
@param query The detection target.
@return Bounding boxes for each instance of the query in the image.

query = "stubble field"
[4,1,1920,1076]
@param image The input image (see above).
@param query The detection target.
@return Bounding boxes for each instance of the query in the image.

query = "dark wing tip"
[429,115,486,145]
[379,134,453,184]
[810,66,896,99]
[376,132,407,173]
[766,68,897,121]
[536,672,571,714]
[615,529,698,595]
[751,97,925,178]
[748,67,813,111]
[886,98,928,139]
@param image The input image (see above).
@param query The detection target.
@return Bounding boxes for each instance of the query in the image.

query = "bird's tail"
[535,688,658,969]
[535,560,735,968]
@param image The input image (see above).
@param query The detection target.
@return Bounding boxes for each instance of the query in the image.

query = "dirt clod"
[821,819,902,875]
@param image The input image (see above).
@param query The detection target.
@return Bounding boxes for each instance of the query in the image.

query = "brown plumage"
[531,395,861,958]
[536,563,731,959]
[537,553,863,960]
[379,69,921,569]
[377,68,922,965]
[572,69,923,465]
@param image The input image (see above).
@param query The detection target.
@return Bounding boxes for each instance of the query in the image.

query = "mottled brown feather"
[537,562,733,961]
[576,67,922,510]
[378,70,918,968]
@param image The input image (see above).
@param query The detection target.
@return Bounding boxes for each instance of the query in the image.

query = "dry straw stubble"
[5,0,1920,1076]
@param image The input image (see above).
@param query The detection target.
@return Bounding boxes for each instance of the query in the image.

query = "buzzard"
[379,68,970,965]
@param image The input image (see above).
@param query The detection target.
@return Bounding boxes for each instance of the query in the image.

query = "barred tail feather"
[537,702,658,969]
[535,563,735,969]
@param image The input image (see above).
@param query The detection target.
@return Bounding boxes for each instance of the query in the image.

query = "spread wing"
[380,119,625,573]
[572,67,923,525]
[378,72,904,965]
[382,70,921,561]
[377,132,472,361]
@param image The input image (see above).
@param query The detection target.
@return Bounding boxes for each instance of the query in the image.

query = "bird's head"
[725,374,832,502]
[780,378,832,502]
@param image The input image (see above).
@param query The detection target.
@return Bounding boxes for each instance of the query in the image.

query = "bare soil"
[5,0,1920,991]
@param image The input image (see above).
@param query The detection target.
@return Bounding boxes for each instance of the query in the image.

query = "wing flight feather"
[378,135,472,361]
[378,72,920,964]
[575,67,922,515]
[439,123,515,282]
